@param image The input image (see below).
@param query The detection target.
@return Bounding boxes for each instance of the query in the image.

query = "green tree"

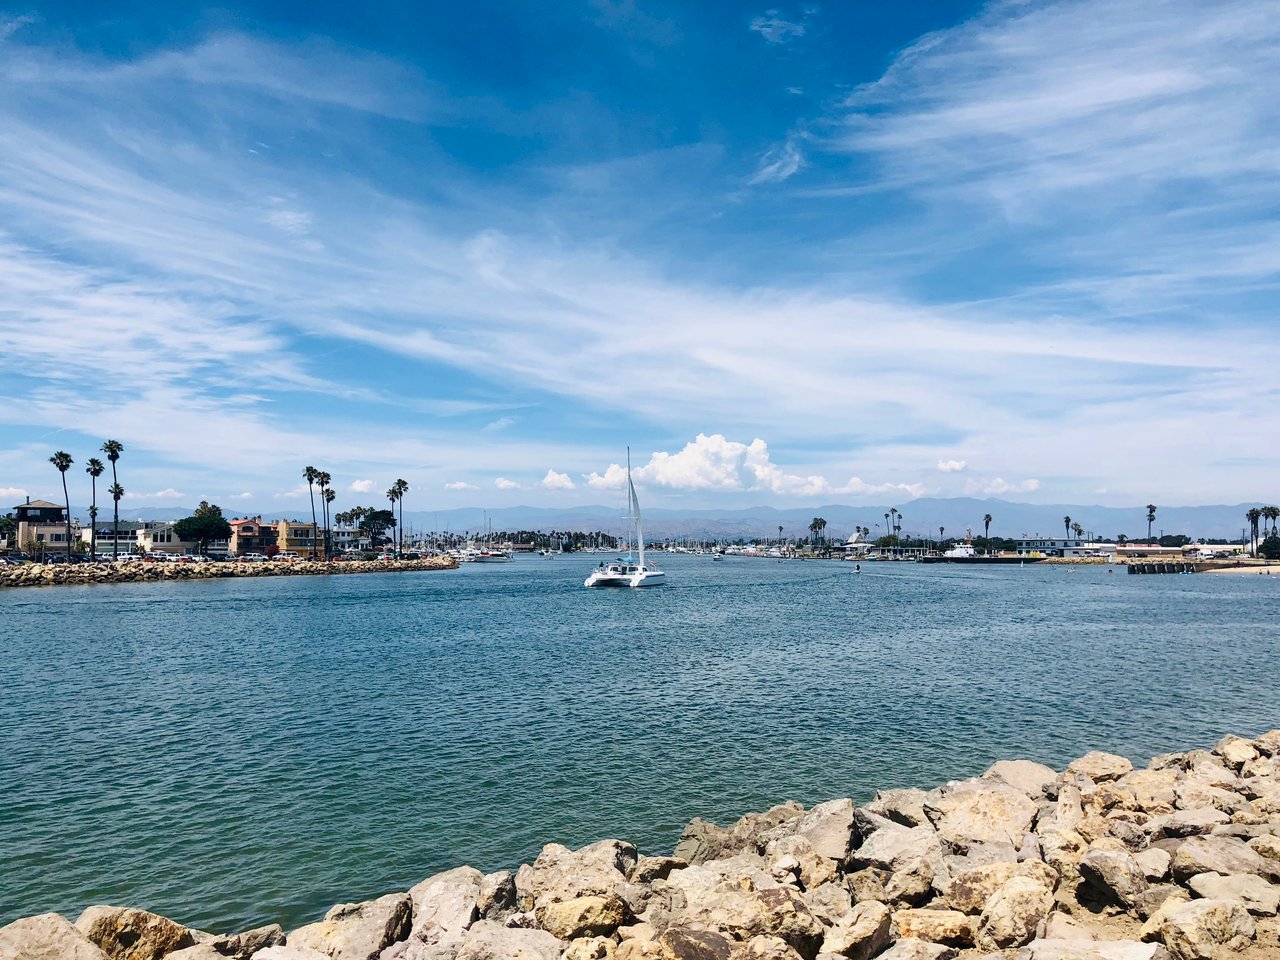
[85,457,105,559]
[1247,507,1262,555]
[303,466,320,559]
[101,440,124,558]
[173,513,233,555]
[360,508,396,548]
[1063,515,1071,540]
[1260,535,1280,561]
[1146,504,1157,544]
[194,500,223,518]
[0,513,15,549]
[49,451,74,561]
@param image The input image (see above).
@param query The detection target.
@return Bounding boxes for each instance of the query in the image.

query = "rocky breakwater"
[0,557,456,589]
[5,732,1280,960]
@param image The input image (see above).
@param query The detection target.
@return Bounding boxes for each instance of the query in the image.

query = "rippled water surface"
[2,556,1278,929]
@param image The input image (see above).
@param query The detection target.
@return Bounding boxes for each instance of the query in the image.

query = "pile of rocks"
[4,732,1279,960]
[0,557,456,589]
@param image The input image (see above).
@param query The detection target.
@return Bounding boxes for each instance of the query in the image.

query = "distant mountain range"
[61,497,1265,541]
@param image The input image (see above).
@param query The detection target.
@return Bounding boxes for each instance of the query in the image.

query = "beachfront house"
[277,519,319,557]
[229,517,277,556]
[13,498,78,557]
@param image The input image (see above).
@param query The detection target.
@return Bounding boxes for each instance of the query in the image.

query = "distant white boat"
[942,542,977,559]
[584,450,665,589]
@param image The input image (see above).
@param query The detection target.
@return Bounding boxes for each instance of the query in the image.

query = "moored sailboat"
[584,450,665,588]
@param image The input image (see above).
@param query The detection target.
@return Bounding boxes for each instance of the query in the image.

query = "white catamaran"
[583,450,666,588]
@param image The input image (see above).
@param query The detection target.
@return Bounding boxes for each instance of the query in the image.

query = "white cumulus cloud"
[230,491,253,500]
[494,477,520,490]
[350,479,374,493]
[444,481,478,491]
[937,459,967,473]
[0,486,30,502]
[586,434,923,499]
[541,469,575,490]
[980,477,1042,495]
[124,487,187,500]
[482,416,516,432]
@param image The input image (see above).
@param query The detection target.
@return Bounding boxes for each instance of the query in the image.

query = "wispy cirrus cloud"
[750,9,810,45]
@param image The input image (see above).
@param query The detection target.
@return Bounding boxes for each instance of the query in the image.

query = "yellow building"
[277,519,319,558]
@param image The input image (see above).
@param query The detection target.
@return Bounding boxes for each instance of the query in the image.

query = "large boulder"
[984,760,1058,798]
[1147,809,1230,840]
[873,941,955,960]
[476,872,516,920]
[817,901,890,960]
[1118,770,1181,814]
[653,927,733,960]
[1170,835,1280,883]
[74,906,196,960]
[848,825,941,873]
[256,948,332,960]
[940,860,1055,915]
[976,876,1052,950]
[517,841,637,911]
[535,895,627,940]
[1078,848,1148,907]
[674,806,804,866]
[407,866,482,944]
[889,909,974,948]
[1185,872,1280,916]
[662,880,823,957]
[0,913,108,960]
[452,920,561,960]
[786,800,854,863]
[862,790,928,829]
[1015,941,1170,960]
[927,782,1038,852]
[289,892,413,960]
[1153,899,1254,960]
[1066,753,1134,783]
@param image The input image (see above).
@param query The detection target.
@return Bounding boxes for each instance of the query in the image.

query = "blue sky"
[2,0,1278,514]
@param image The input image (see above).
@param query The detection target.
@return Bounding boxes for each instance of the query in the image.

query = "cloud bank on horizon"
[0,0,1276,511]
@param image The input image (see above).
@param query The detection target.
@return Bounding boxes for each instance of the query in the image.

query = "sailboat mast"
[628,447,645,569]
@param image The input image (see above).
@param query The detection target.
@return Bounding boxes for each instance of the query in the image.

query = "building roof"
[15,499,64,510]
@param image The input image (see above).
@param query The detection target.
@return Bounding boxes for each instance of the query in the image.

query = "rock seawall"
[4,732,1280,960]
[0,557,457,589]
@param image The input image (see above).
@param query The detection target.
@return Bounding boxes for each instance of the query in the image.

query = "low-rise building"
[277,519,319,558]
[1016,537,1117,558]
[13,498,78,556]
[229,517,277,556]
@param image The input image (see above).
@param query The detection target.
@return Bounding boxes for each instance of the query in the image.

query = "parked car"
[238,553,270,562]
[274,551,302,561]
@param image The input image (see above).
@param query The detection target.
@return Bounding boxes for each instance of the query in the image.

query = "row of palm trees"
[302,467,338,560]
[1246,506,1280,555]
[387,478,409,557]
[48,440,125,560]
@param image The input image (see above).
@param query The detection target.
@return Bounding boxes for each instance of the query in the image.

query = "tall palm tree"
[393,478,409,555]
[939,525,945,545]
[49,451,74,560]
[983,513,992,542]
[1146,504,1157,544]
[1063,515,1071,540]
[109,483,125,554]
[884,512,891,538]
[101,440,124,557]
[778,524,783,545]
[303,466,319,559]
[808,517,820,544]
[1267,506,1280,539]
[85,457,104,560]
[386,485,401,557]
[323,488,336,557]
[316,471,332,557]
[1072,521,1084,540]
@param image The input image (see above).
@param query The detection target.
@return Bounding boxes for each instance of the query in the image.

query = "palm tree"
[939,525,945,546]
[1246,508,1261,555]
[808,517,820,545]
[778,524,783,546]
[1267,506,1280,539]
[101,440,124,558]
[85,457,104,559]
[109,483,124,552]
[393,478,409,555]
[303,467,319,559]
[1072,522,1084,540]
[323,488,336,557]
[1063,515,1071,540]
[316,471,332,557]
[386,485,402,557]
[983,513,992,542]
[884,512,891,539]
[49,451,74,560]
[1146,504,1157,544]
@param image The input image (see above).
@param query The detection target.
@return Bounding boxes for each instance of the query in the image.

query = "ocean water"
[2,555,1277,931]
